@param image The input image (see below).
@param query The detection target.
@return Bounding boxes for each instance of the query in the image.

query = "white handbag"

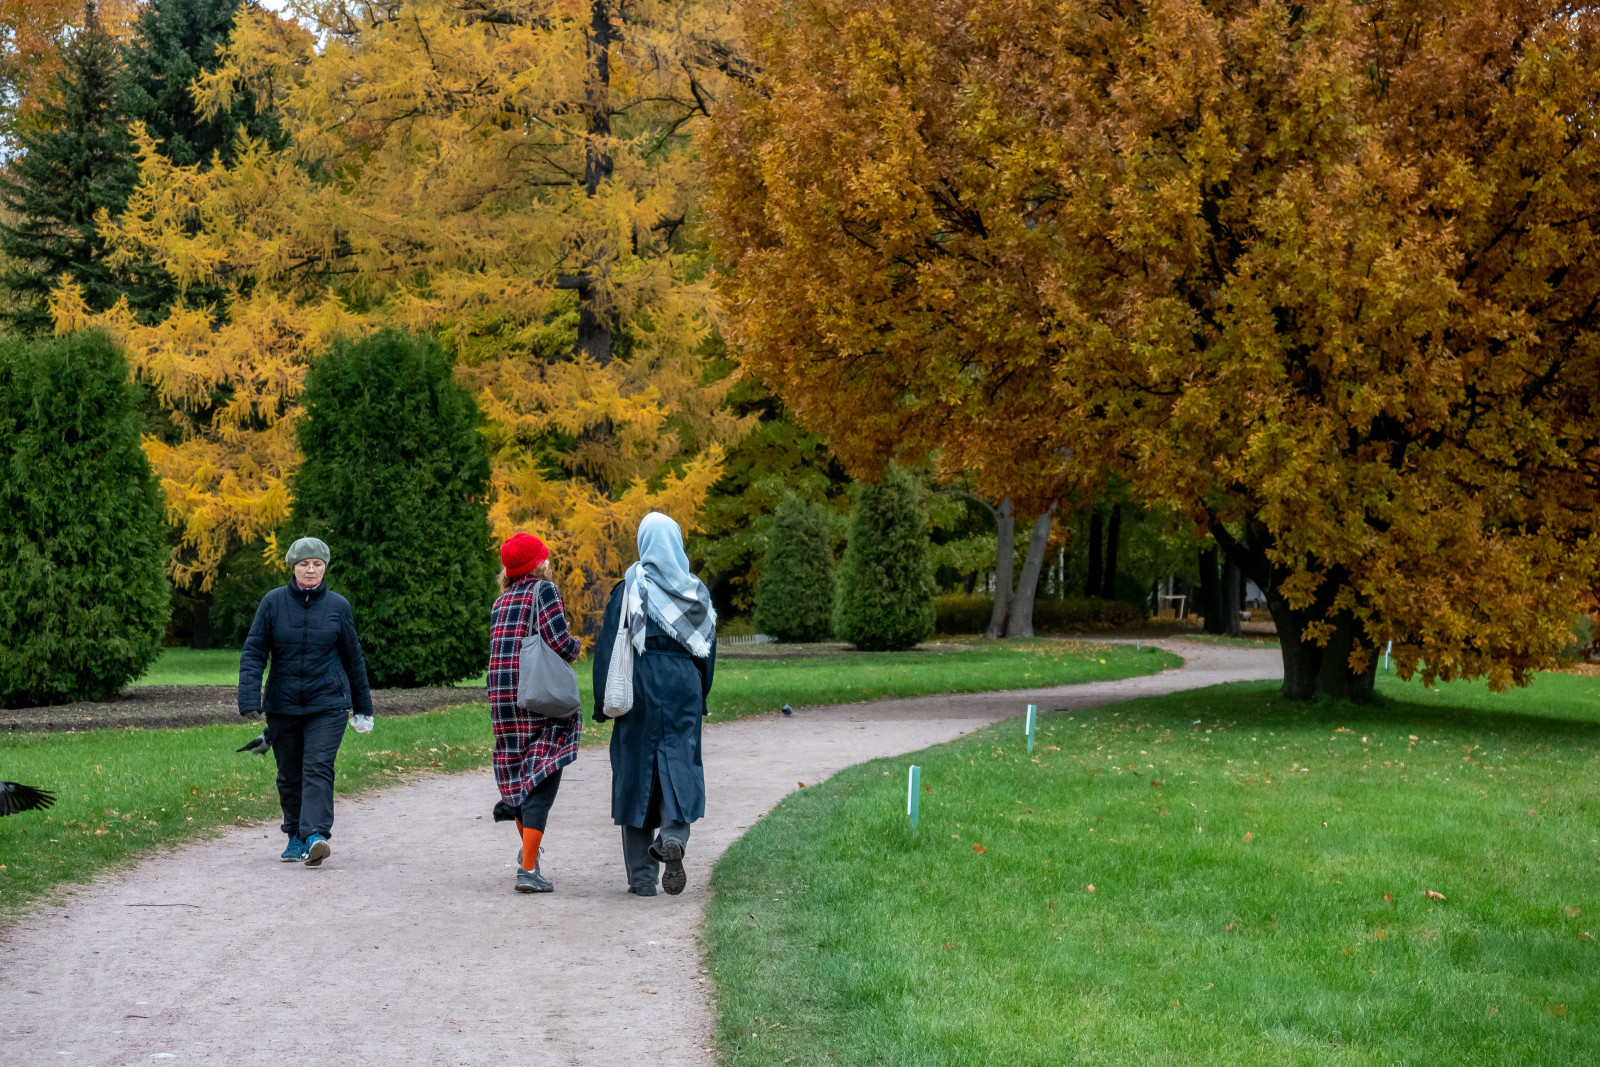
[602,613,634,717]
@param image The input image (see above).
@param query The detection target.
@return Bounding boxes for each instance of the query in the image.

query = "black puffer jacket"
[238,581,373,717]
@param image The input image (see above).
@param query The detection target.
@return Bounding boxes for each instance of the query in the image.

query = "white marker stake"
[907,765,921,828]
[1385,640,1393,671]
[1026,704,1037,753]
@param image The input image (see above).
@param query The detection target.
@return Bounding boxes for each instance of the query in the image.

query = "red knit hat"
[500,533,549,579]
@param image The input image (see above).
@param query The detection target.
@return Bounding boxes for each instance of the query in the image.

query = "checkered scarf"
[625,512,716,658]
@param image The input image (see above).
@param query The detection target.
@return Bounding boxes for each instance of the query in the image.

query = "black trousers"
[266,707,348,840]
[518,769,563,832]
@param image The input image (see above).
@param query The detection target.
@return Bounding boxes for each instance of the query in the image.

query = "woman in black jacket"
[238,536,372,866]
[592,513,715,896]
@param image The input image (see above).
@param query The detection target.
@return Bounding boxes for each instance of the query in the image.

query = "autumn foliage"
[56,0,753,635]
[705,0,1600,700]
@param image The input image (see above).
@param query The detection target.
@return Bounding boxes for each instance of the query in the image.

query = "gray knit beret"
[285,536,331,566]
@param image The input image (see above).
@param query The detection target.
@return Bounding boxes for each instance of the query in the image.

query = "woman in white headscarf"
[592,512,717,896]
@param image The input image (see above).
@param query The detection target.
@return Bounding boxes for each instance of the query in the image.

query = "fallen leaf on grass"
[1150,780,1164,788]
[1244,832,1253,841]
[1375,930,1389,940]
[1579,931,1592,941]
[1384,893,1393,903]
[1422,890,1447,901]
[1046,900,1054,909]
[972,842,987,854]
[1085,884,1096,893]
[943,942,957,951]
[1546,1004,1568,1015]
[797,782,805,788]
[1565,905,1581,918]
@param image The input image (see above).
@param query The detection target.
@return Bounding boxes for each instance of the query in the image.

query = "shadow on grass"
[1110,679,1600,742]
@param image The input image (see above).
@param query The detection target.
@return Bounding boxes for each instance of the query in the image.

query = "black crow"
[0,781,55,816]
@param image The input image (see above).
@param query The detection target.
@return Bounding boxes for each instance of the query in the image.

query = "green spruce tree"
[0,0,138,332]
[117,0,285,320]
[833,466,935,652]
[0,330,170,707]
[289,330,497,688]
[123,0,281,169]
[754,494,836,642]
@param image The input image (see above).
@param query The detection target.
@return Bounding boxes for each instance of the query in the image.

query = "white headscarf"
[624,512,717,658]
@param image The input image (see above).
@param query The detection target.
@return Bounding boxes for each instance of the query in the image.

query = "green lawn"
[707,681,1600,1065]
[0,641,1171,919]
[130,639,1170,694]
[1378,668,1600,724]
[133,647,250,686]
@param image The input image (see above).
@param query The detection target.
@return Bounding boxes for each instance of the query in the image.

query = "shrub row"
[934,594,1146,636]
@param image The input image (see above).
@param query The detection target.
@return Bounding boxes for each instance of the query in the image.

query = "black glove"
[240,708,262,719]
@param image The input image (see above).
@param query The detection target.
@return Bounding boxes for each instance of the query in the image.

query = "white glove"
[351,713,374,734]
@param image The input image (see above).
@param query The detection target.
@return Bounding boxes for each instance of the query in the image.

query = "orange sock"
[520,826,543,870]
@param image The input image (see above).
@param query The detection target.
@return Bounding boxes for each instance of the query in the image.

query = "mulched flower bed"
[1,686,488,733]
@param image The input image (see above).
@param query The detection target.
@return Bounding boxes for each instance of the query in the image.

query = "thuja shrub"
[754,494,836,642]
[833,466,935,651]
[0,330,169,707]
[289,330,496,687]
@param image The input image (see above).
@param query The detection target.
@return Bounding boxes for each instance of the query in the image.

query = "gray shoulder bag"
[516,601,582,718]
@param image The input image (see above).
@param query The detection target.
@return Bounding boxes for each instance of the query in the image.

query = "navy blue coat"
[239,581,373,718]
[592,581,715,828]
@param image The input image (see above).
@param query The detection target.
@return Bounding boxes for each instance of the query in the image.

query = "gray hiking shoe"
[514,846,552,893]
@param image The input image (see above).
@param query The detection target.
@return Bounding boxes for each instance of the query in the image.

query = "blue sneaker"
[280,836,308,862]
[304,834,331,867]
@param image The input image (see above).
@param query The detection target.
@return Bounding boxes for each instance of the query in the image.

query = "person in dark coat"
[488,532,582,893]
[238,536,372,867]
[593,512,716,896]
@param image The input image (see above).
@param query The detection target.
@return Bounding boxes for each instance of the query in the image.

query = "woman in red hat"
[488,532,581,892]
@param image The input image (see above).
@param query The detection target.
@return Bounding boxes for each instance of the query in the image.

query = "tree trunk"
[578,0,614,367]
[1099,504,1122,600]
[1219,530,1380,704]
[1006,504,1056,638]
[985,497,1015,639]
[1315,609,1378,702]
[190,589,213,650]
[962,571,977,594]
[1084,511,1102,598]
[1198,548,1224,634]
[1222,557,1242,636]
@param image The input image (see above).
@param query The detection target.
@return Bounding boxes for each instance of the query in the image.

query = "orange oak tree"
[705,0,1600,701]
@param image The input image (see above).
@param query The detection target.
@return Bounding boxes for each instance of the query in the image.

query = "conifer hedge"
[754,494,836,642]
[0,331,170,707]
[833,466,935,651]
[288,331,496,687]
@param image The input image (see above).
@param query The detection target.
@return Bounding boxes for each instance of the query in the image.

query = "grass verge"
[707,682,1600,1065]
[0,707,491,919]
[2,641,1172,919]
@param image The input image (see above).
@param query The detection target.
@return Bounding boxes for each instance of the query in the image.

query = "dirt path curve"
[0,640,1278,1067]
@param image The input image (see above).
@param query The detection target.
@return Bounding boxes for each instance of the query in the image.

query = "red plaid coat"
[489,576,582,804]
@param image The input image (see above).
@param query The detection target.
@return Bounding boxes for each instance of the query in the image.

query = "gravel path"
[0,640,1279,1066]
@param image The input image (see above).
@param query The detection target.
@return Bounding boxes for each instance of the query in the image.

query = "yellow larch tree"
[57,0,753,634]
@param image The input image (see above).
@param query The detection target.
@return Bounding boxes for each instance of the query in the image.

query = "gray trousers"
[621,759,691,890]
[622,821,691,891]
